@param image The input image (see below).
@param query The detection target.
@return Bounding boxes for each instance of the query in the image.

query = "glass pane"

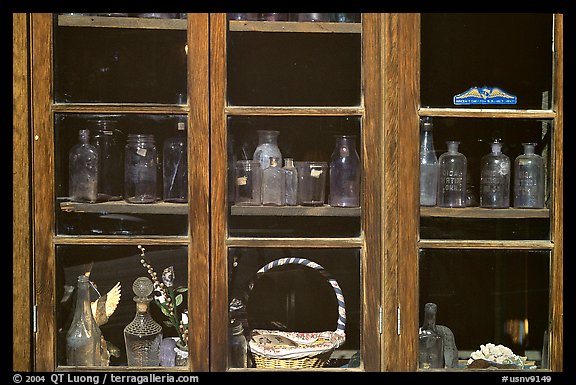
[227,115,362,238]
[419,118,552,240]
[55,113,188,236]
[56,244,188,367]
[227,25,362,106]
[421,14,553,109]
[419,249,550,369]
[54,14,187,104]
[228,248,361,368]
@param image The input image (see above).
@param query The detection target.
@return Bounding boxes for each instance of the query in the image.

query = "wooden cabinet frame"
[13,12,562,373]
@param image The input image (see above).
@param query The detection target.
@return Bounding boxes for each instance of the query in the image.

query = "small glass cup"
[295,161,328,206]
[234,160,262,206]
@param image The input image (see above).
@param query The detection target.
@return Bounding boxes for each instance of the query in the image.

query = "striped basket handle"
[249,257,346,335]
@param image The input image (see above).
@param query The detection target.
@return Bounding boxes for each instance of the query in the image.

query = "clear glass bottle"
[514,143,545,208]
[69,129,99,203]
[124,134,158,204]
[329,135,361,207]
[419,117,439,206]
[228,319,248,368]
[253,130,282,171]
[437,141,467,208]
[163,122,188,203]
[261,157,285,206]
[66,275,102,366]
[418,302,444,369]
[283,158,298,206]
[124,277,163,367]
[480,141,511,208]
[90,119,123,201]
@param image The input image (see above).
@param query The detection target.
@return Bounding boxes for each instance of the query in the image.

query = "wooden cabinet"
[13,12,563,373]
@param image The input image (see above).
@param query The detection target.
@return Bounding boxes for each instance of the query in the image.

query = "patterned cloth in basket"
[250,329,346,360]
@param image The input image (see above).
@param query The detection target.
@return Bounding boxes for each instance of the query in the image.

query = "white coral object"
[467,343,527,367]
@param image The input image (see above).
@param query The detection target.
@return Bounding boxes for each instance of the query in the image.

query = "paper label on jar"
[136,148,147,157]
[310,169,323,178]
[236,176,248,186]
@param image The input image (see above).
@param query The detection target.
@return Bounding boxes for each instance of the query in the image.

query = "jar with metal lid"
[124,134,158,204]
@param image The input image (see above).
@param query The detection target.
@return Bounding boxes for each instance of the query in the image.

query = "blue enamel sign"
[453,86,517,105]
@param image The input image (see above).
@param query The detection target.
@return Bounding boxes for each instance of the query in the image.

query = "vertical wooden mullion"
[209,12,228,372]
[187,13,211,372]
[30,13,56,371]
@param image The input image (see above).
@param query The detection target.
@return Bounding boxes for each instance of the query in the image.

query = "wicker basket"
[246,257,346,369]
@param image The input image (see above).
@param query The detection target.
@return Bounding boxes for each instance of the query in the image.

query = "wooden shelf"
[421,206,549,219]
[60,200,187,215]
[231,204,360,217]
[229,20,361,34]
[225,106,364,116]
[419,107,556,119]
[57,15,187,30]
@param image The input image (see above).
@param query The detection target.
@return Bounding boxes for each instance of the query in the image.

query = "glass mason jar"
[437,141,467,208]
[419,117,439,207]
[513,143,545,208]
[480,141,511,208]
[162,125,188,203]
[69,129,99,203]
[90,119,123,201]
[234,160,262,206]
[253,130,282,171]
[329,135,361,207]
[124,134,158,204]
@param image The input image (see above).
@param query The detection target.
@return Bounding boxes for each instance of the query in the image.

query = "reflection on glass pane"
[419,249,550,369]
[56,245,188,367]
[228,248,360,368]
[55,113,188,236]
[54,17,187,103]
[421,14,553,109]
[227,31,361,106]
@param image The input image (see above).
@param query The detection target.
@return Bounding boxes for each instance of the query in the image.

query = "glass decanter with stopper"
[419,117,439,206]
[437,141,467,208]
[261,156,285,206]
[69,129,99,203]
[66,275,102,366]
[253,130,282,171]
[418,302,444,369]
[513,143,545,208]
[480,141,511,208]
[124,277,163,366]
[329,135,361,207]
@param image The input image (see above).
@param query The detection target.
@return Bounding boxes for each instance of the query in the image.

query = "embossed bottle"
[514,143,545,208]
[480,141,511,208]
[437,141,467,208]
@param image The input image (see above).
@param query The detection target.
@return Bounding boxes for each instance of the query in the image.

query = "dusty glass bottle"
[480,141,511,208]
[514,143,545,208]
[329,135,361,207]
[261,156,285,206]
[228,319,248,368]
[91,119,123,201]
[418,303,444,369]
[438,141,467,208]
[163,122,188,203]
[283,158,298,206]
[234,160,262,206]
[66,275,102,366]
[124,277,163,367]
[253,130,282,171]
[69,129,99,203]
[124,134,158,204]
[419,117,439,206]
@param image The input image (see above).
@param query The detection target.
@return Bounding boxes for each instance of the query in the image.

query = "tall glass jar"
[66,275,102,366]
[228,319,248,368]
[329,135,361,207]
[437,141,467,208]
[261,156,285,206]
[124,134,158,204]
[162,123,188,203]
[90,119,123,201]
[124,277,163,367]
[253,130,282,171]
[418,303,444,369]
[283,158,298,206]
[69,129,99,203]
[480,141,511,208]
[419,117,439,206]
[513,143,545,208]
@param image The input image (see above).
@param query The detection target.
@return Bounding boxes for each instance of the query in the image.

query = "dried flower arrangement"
[138,245,188,348]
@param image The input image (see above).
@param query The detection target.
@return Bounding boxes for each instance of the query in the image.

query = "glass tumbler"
[234,160,262,206]
[124,134,158,204]
[295,161,328,206]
